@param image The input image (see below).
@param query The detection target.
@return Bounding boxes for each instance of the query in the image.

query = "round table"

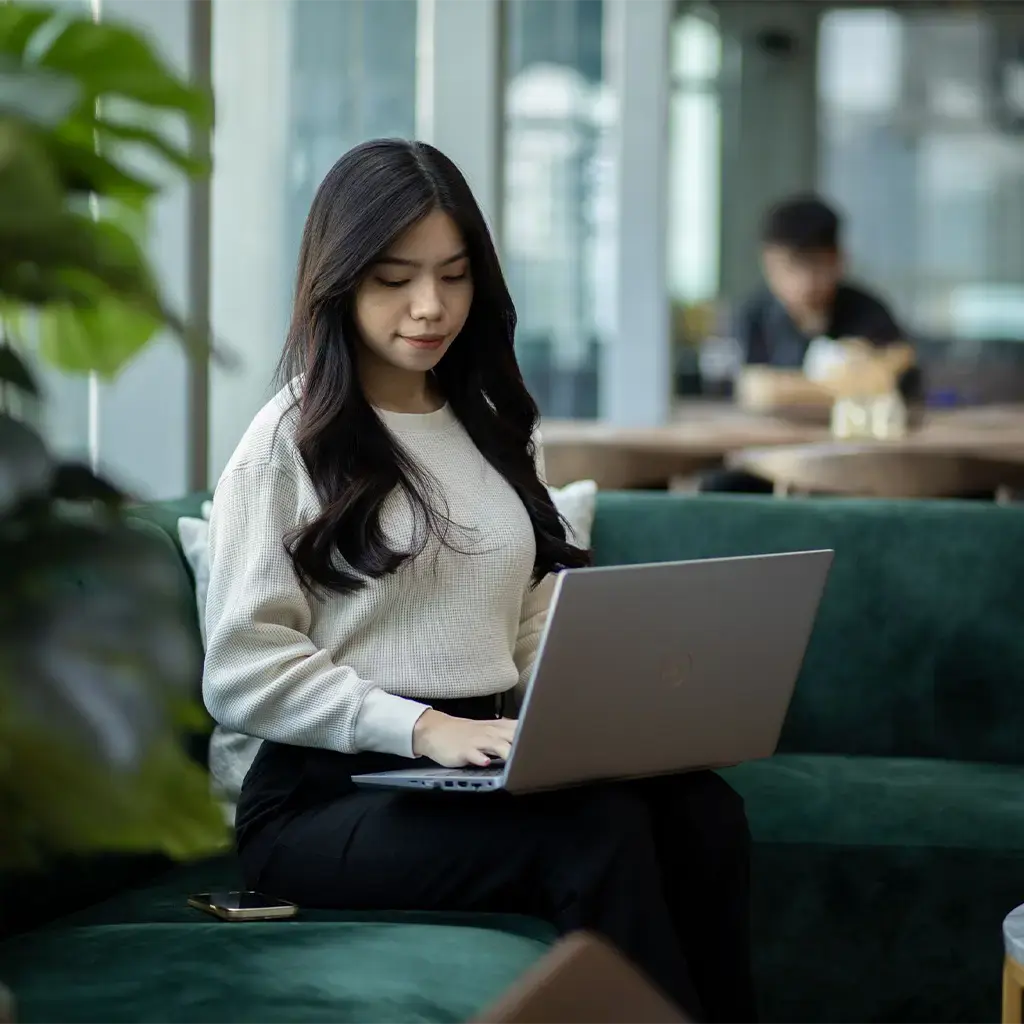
[728,443,1024,499]
[1003,905,1024,1022]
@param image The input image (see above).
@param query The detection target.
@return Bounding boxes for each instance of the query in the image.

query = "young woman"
[203,138,755,1023]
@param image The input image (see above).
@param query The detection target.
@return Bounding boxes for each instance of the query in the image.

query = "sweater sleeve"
[512,432,557,702]
[203,463,428,757]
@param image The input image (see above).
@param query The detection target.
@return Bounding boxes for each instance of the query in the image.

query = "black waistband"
[430,693,506,721]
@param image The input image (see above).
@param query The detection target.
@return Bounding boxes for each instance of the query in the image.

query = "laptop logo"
[659,652,693,689]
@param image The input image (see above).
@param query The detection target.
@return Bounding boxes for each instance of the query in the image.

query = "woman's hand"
[412,710,517,767]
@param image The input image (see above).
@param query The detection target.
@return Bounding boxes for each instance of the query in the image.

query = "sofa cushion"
[723,753,1024,850]
[129,494,211,559]
[723,754,1024,1023]
[592,492,1024,763]
[1,922,552,1024]
[0,856,556,1023]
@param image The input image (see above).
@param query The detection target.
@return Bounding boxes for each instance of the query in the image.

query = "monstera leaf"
[0,1,213,377]
[0,1,227,870]
[0,349,227,868]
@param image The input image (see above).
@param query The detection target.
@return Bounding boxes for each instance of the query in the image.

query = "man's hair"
[761,194,841,251]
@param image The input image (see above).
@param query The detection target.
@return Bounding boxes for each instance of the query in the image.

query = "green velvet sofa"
[4,491,1024,1023]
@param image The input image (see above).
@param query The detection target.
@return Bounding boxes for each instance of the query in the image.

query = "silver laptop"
[353,549,833,795]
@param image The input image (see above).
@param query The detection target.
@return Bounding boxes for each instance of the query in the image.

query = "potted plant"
[0,4,228,1010]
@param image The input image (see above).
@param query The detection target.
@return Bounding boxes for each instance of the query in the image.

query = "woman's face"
[354,209,473,380]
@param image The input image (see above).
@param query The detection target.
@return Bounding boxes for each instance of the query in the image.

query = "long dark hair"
[278,138,591,595]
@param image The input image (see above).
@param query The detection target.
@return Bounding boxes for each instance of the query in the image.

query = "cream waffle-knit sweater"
[202,386,553,766]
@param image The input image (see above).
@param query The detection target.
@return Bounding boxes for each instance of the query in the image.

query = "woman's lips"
[402,335,446,349]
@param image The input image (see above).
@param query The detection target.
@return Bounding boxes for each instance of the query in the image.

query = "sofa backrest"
[139,491,1024,765]
[129,495,211,735]
[593,493,1024,763]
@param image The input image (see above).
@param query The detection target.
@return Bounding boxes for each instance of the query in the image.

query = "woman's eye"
[377,278,408,289]
[442,272,468,283]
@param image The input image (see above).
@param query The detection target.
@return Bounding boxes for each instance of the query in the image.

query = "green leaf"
[90,115,208,177]
[44,131,158,207]
[0,296,30,344]
[0,120,64,234]
[38,17,213,127]
[50,461,123,504]
[0,715,228,870]
[70,214,158,292]
[0,342,39,397]
[0,5,52,58]
[169,696,213,733]
[0,64,81,126]
[1,212,163,311]
[38,290,161,376]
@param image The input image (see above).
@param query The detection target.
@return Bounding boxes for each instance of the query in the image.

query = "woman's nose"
[410,278,443,320]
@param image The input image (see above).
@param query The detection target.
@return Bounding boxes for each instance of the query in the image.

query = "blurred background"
[35,0,1024,498]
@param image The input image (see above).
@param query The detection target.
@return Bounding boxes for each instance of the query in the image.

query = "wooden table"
[540,401,1024,489]
[729,443,1024,498]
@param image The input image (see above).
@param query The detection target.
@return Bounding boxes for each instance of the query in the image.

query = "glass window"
[285,0,417,320]
[818,7,1024,343]
[209,0,418,474]
[502,0,612,419]
[668,12,721,307]
[666,9,723,395]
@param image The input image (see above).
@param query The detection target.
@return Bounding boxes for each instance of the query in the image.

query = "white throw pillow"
[179,507,253,822]
[177,515,210,647]
[548,479,597,550]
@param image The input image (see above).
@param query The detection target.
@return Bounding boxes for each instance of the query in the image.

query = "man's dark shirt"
[737,282,903,369]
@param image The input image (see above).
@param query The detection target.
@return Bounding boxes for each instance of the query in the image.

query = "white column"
[208,0,293,481]
[416,0,502,235]
[600,0,673,426]
[96,0,194,499]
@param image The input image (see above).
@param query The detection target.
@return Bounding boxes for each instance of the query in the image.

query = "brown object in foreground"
[0,980,13,1024]
[473,932,689,1024]
[1004,954,1024,1023]
[729,443,1024,500]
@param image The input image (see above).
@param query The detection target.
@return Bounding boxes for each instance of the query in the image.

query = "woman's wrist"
[412,708,445,758]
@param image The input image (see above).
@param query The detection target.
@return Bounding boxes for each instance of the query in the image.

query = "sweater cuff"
[353,689,430,758]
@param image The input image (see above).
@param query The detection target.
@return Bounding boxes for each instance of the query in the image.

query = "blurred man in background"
[738,193,903,367]
[701,193,915,493]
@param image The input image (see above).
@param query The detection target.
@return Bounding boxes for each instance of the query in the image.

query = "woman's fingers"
[447,719,518,767]
[496,718,518,740]
[481,738,512,761]
[468,725,514,764]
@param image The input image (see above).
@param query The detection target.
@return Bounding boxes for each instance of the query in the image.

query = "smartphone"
[187,891,298,922]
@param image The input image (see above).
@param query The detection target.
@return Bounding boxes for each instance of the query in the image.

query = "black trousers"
[236,697,756,1024]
